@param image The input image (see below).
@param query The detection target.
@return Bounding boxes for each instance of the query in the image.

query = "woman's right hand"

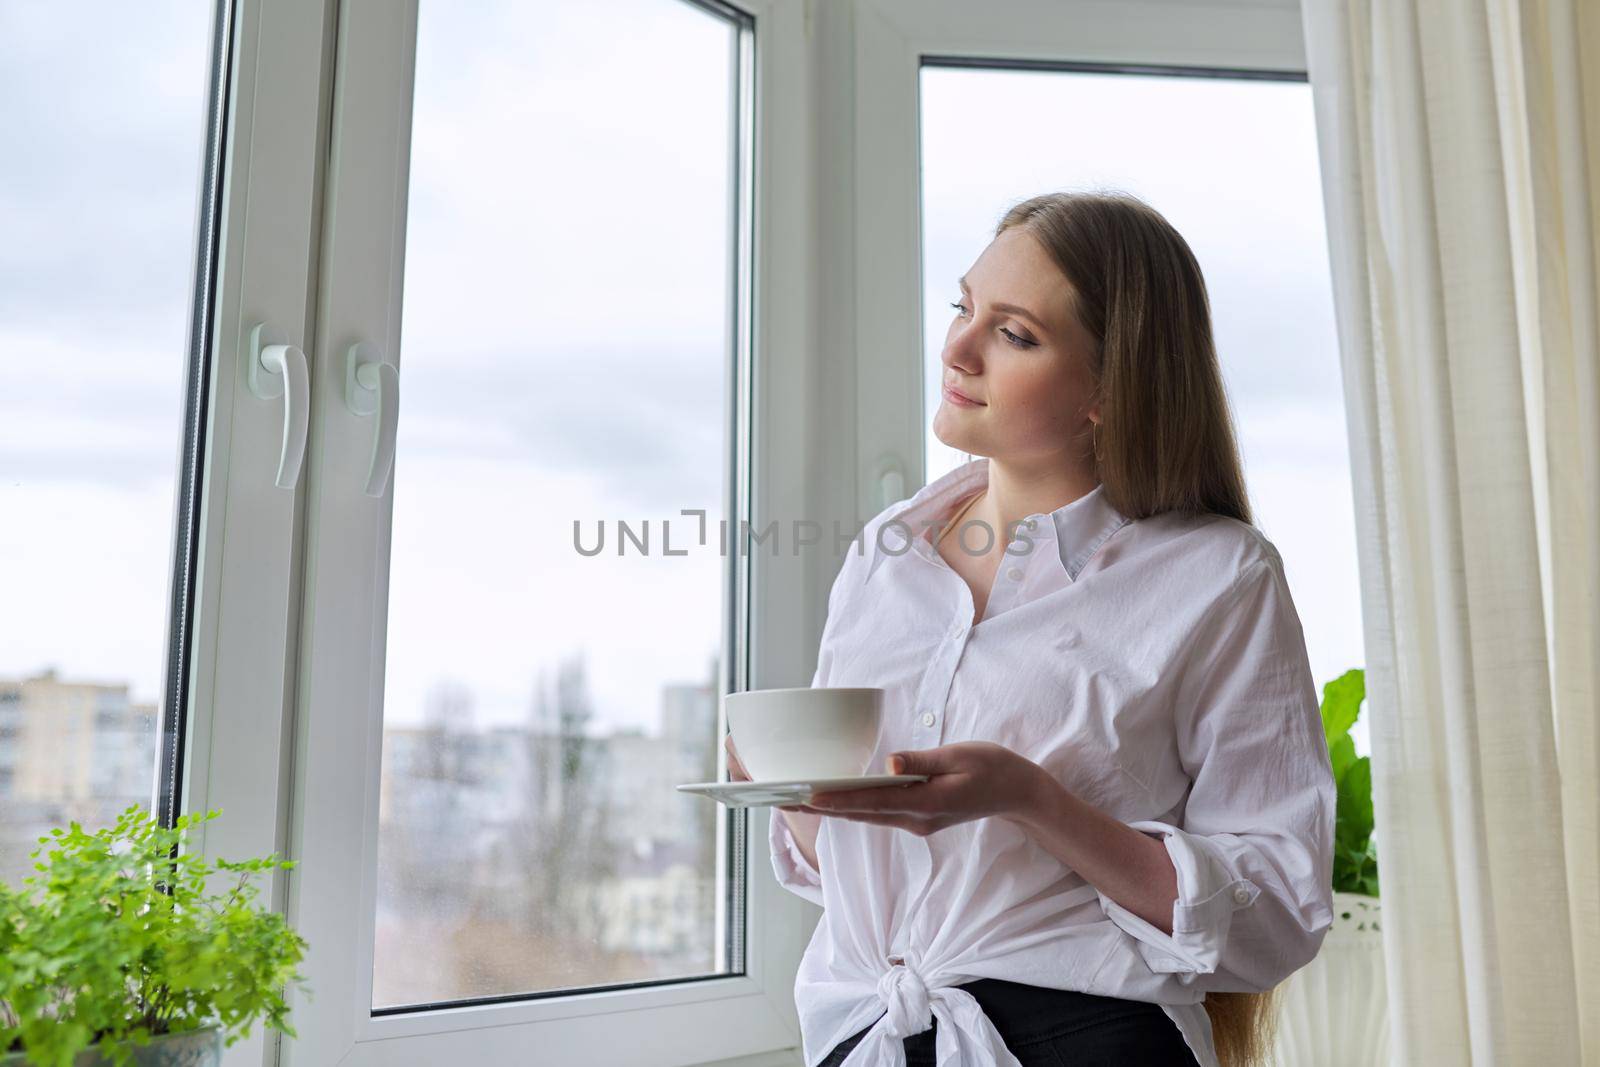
[727,734,823,874]
[724,734,804,813]
[724,732,753,782]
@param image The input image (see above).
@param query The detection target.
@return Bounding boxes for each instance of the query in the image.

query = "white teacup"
[725,687,883,781]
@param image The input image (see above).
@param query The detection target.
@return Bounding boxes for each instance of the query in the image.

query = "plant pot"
[1269,890,1389,1066]
[1,1025,221,1067]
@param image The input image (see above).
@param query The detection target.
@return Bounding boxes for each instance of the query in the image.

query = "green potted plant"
[1271,668,1390,1065]
[1323,668,1380,898]
[0,805,310,1067]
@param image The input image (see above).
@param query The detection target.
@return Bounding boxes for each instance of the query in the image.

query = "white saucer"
[676,773,928,808]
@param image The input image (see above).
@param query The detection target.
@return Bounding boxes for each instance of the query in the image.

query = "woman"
[727,191,1336,1067]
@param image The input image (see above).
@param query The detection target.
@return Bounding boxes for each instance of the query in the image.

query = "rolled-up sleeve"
[1096,551,1337,993]
[765,652,827,905]
[768,810,825,906]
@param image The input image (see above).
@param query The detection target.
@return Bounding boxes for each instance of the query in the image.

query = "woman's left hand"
[800,741,1051,836]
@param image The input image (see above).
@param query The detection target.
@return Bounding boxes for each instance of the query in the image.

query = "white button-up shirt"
[769,457,1336,1067]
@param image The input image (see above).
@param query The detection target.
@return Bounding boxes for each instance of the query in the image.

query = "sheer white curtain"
[1300,0,1600,1063]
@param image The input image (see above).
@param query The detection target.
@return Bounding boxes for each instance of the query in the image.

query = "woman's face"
[931,227,1101,469]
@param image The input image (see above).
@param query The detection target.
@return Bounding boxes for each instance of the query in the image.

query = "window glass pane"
[919,66,1368,753]
[0,5,218,885]
[373,0,743,1009]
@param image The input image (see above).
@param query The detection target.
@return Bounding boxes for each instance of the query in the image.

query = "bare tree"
[469,653,616,943]
[389,680,478,920]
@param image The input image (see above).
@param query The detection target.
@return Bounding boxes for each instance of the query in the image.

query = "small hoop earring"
[1091,421,1102,462]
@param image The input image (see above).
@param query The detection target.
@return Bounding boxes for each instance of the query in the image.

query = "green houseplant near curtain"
[1323,669,1379,898]
[0,806,310,1067]
[1271,667,1388,1065]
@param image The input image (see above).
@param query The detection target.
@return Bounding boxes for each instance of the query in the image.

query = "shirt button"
[921,712,936,727]
[1006,567,1023,581]
[1025,518,1038,530]
[1232,886,1252,905]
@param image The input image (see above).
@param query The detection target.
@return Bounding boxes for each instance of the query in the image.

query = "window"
[281,0,806,1060]
[367,0,745,1007]
[4,2,335,1060]
[0,1,219,884]
[917,62,1367,753]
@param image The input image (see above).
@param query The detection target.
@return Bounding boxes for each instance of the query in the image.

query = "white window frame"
[174,1,336,1066]
[163,1,1321,1065]
[272,1,826,1065]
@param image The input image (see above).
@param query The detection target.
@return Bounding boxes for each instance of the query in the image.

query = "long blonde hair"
[996,191,1278,1066]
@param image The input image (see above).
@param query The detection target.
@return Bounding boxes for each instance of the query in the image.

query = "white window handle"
[877,459,906,511]
[247,323,309,490]
[345,342,399,497]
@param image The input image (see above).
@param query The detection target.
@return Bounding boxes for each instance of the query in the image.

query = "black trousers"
[816,977,1200,1067]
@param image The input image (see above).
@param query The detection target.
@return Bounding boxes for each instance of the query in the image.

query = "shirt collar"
[863,457,1129,586]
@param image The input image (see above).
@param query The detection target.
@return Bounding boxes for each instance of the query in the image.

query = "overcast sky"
[0,2,1369,761]
[0,3,209,711]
